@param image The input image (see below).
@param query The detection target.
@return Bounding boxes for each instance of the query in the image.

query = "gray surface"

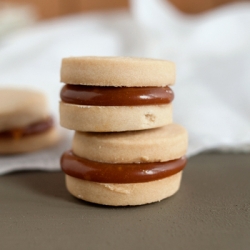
[0,153,250,250]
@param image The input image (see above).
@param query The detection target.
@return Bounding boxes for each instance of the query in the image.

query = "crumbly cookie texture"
[0,88,48,132]
[60,102,173,132]
[72,124,188,163]
[66,171,182,206]
[61,56,175,87]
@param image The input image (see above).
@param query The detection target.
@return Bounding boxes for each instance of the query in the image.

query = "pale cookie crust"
[60,102,173,132]
[0,88,48,132]
[0,127,59,154]
[73,124,188,163]
[65,171,182,206]
[60,57,175,87]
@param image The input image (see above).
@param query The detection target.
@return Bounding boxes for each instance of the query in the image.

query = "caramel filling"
[60,85,174,106]
[61,151,187,183]
[0,117,54,139]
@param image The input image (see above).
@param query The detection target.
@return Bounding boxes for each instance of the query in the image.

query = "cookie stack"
[60,57,188,206]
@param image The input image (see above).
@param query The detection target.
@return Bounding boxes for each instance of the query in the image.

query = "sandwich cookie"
[0,88,59,154]
[61,124,188,206]
[60,57,175,132]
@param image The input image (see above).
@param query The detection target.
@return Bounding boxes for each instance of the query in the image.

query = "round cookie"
[60,56,175,87]
[0,88,48,131]
[65,171,182,206]
[60,102,172,132]
[72,123,188,163]
[0,127,59,154]
[0,88,59,154]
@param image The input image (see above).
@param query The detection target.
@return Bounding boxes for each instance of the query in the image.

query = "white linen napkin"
[0,0,250,174]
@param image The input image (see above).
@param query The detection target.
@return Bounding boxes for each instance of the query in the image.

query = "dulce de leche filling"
[60,85,174,106]
[61,151,187,183]
[0,117,54,139]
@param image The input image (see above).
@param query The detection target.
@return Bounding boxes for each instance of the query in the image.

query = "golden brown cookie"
[61,57,175,87]
[0,88,48,132]
[60,102,173,132]
[0,88,59,154]
[72,124,188,163]
[0,127,59,154]
[65,171,182,206]
[60,56,175,132]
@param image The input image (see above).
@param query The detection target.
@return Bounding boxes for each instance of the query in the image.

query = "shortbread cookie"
[60,102,172,132]
[65,172,182,206]
[61,57,175,87]
[60,57,175,132]
[72,124,188,163]
[0,127,58,154]
[0,88,59,154]
[61,150,186,206]
[0,88,48,131]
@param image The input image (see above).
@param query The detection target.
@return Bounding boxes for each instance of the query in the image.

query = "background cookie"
[0,88,59,154]
[0,127,59,154]
[0,88,48,131]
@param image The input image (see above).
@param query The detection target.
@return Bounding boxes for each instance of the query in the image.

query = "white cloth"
[0,0,250,174]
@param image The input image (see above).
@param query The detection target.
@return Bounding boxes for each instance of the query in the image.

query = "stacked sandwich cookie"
[60,57,188,206]
[0,88,59,154]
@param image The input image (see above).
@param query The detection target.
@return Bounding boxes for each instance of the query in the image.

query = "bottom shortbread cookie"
[60,102,172,132]
[0,127,59,154]
[65,171,182,206]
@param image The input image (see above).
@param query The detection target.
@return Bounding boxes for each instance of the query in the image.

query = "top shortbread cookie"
[60,57,175,87]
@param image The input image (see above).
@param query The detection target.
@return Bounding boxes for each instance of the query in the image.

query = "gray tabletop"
[1,152,250,250]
